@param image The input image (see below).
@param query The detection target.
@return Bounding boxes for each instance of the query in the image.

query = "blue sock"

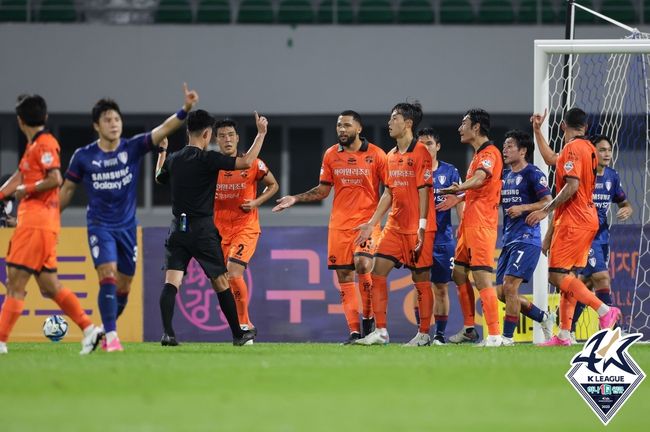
[98,278,118,333]
[521,303,545,323]
[414,307,420,326]
[435,315,448,336]
[572,302,586,332]
[503,315,518,338]
[596,290,612,306]
[116,292,129,318]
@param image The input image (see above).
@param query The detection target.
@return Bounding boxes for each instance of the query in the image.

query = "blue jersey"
[501,164,551,246]
[432,160,461,245]
[65,133,153,229]
[592,167,627,244]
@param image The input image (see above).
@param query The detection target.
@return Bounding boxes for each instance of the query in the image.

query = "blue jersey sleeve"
[126,133,153,161]
[65,148,85,183]
[451,166,461,184]
[612,170,627,204]
[530,167,551,200]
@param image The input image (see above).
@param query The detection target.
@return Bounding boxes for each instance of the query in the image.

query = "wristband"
[157,146,167,154]
[24,183,37,194]
[418,218,427,230]
[0,191,5,200]
[176,109,188,120]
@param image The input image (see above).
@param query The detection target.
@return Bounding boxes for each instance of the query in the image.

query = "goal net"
[532,35,650,343]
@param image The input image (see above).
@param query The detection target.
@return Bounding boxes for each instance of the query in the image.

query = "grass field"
[0,342,647,432]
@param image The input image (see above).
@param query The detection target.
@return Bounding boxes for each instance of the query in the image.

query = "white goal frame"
[532,38,650,343]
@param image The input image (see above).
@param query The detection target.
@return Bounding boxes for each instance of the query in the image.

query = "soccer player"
[496,130,554,346]
[0,94,103,355]
[155,110,266,346]
[412,128,464,345]
[570,135,632,341]
[213,118,279,335]
[59,83,198,352]
[442,109,503,347]
[273,110,386,344]
[527,108,621,346]
[355,102,436,347]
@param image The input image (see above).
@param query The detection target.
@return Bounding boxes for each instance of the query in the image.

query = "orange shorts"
[6,227,58,274]
[327,225,382,270]
[221,230,260,268]
[455,226,497,272]
[375,228,435,271]
[549,225,597,273]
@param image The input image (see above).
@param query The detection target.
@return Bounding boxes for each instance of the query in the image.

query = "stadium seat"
[440,0,474,24]
[38,0,76,22]
[197,0,231,23]
[278,0,314,24]
[518,0,555,24]
[600,0,638,24]
[647,0,650,24]
[317,0,354,24]
[397,0,433,24]
[478,0,515,24]
[238,0,274,23]
[0,0,28,21]
[558,0,596,24]
[357,0,393,24]
[155,0,193,23]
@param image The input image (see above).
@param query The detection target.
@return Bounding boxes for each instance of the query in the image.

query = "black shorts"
[164,216,226,279]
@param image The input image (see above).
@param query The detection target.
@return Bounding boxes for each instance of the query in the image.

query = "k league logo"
[566,328,645,425]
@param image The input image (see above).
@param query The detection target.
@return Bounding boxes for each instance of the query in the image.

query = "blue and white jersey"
[65,133,153,229]
[501,164,551,247]
[592,166,627,245]
[432,160,461,245]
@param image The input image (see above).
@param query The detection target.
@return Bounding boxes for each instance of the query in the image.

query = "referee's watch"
[157,146,167,154]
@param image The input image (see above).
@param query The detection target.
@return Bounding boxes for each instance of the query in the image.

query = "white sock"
[105,331,117,344]
[82,325,94,336]
[597,304,611,317]
[558,329,571,340]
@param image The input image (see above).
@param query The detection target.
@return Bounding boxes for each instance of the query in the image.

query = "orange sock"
[53,287,92,330]
[357,272,373,318]
[0,297,25,342]
[339,282,360,333]
[229,276,251,327]
[559,291,577,331]
[560,275,603,311]
[414,282,434,333]
[457,282,475,326]
[371,275,388,329]
[479,287,500,336]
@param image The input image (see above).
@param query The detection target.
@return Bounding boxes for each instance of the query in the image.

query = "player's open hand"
[525,209,548,226]
[354,222,373,246]
[436,194,461,211]
[506,205,525,218]
[616,206,632,221]
[530,108,547,131]
[240,199,258,213]
[255,112,268,135]
[182,82,199,111]
[439,182,461,195]
[272,195,296,212]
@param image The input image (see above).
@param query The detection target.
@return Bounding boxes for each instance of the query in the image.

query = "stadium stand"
[478,0,515,24]
[316,0,354,23]
[39,0,77,22]
[155,0,193,23]
[396,0,433,24]
[238,0,274,23]
[518,0,556,23]
[357,0,394,23]
[277,0,314,24]
[197,0,231,23]
[440,0,474,24]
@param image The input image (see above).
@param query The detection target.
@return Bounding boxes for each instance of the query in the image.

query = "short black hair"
[92,98,121,124]
[465,108,490,137]
[564,107,587,129]
[339,110,363,127]
[417,127,440,144]
[505,129,534,163]
[590,134,611,147]
[187,110,215,135]
[15,94,47,127]
[214,118,238,132]
[392,101,423,131]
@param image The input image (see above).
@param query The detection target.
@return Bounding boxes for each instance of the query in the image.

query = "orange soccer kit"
[373,139,436,333]
[213,158,269,328]
[454,141,503,335]
[1,131,92,343]
[319,139,387,333]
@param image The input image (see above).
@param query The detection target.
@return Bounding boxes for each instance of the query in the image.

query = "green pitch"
[0,343,647,432]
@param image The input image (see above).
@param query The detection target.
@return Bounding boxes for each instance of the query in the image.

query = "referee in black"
[155,109,268,346]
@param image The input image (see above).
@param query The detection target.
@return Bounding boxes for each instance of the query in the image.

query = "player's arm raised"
[531,108,558,166]
[241,169,279,212]
[0,170,22,201]
[150,83,199,146]
[15,168,62,200]
[234,112,268,170]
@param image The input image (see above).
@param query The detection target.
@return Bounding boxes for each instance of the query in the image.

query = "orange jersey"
[214,158,269,235]
[319,139,387,230]
[462,142,502,229]
[17,130,61,232]
[554,137,598,230]
[384,140,435,234]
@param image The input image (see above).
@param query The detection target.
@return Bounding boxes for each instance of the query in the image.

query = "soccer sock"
[371,275,388,329]
[520,301,545,323]
[457,282,475,327]
[159,283,178,337]
[0,297,24,343]
[479,287,500,336]
[596,289,613,306]
[228,276,251,327]
[98,277,118,333]
[357,272,373,318]
[216,289,244,338]
[54,287,92,330]
[414,307,420,326]
[560,275,603,313]
[503,315,518,339]
[435,315,448,336]
[559,292,577,331]
[339,281,360,333]
[571,302,586,332]
[415,282,433,334]
[116,292,129,318]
